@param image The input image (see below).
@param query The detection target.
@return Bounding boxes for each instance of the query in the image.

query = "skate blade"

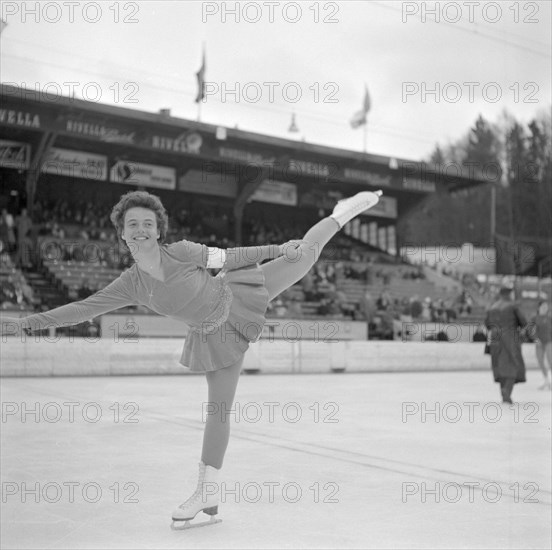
[171,516,222,530]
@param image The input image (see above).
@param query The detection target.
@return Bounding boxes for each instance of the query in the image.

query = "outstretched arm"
[1,274,135,335]
[206,240,306,270]
[170,238,307,271]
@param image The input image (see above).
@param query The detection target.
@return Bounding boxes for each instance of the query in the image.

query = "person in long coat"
[485,285,528,404]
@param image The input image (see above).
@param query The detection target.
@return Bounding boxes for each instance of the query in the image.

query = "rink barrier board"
[0,338,540,377]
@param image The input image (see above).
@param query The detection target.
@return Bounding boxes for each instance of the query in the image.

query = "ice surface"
[1,370,550,549]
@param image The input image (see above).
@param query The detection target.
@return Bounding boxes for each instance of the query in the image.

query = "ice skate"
[171,462,222,530]
[330,190,383,229]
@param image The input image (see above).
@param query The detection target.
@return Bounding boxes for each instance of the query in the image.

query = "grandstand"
[0,84,501,339]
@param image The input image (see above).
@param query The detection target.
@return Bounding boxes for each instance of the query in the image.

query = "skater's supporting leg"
[261,217,339,301]
[201,358,243,469]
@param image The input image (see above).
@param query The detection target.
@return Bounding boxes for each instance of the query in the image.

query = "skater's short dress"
[23,240,271,372]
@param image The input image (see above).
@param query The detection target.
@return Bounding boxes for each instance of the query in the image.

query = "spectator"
[15,208,33,268]
[286,297,303,318]
[51,222,65,240]
[484,285,528,404]
[410,295,423,319]
[0,275,17,308]
[376,291,391,312]
[1,208,16,253]
[272,297,287,317]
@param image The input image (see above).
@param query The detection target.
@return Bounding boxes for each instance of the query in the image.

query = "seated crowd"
[0,252,37,310]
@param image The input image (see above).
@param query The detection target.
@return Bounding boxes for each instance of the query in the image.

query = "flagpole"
[196,42,206,122]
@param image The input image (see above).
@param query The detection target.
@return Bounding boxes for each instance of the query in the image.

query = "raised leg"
[260,191,381,301]
[261,217,339,302]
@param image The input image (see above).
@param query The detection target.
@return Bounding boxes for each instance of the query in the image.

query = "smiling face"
[121,207,160,254]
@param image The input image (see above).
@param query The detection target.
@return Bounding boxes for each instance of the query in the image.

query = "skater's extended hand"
[278,240,307,258]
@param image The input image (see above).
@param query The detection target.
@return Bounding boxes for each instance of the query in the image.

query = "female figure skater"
[1,189,381,528]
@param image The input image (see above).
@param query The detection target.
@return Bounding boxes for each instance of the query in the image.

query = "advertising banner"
[178,168,237,198]
[368,195,398,219]
[41,147,108,180]
[0,140,30,169]
[110,160,176,190]
[251,180,297,206]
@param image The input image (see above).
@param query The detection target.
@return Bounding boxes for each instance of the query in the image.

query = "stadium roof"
[0,83,489,194]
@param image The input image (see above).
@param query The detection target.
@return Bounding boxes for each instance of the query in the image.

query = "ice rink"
[1,370,551,549]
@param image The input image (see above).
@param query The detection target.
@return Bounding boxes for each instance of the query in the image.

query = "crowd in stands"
[33,198,113,239]
[0,252,37,310]
[363,287,476,335]
[342,260,425,284]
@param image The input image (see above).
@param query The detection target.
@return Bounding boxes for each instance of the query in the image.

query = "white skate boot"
[330,190,383,229]
[171,462,222,530]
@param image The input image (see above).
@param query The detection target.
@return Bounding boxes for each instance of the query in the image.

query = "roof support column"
[26,130,57,215]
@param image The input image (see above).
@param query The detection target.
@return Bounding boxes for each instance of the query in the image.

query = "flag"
[194,46,206,103]
[350,85,371,129]
[0,19,7,35]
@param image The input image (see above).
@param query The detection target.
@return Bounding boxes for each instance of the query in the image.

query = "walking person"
[15,208,33,268]
[1,188,382,528]
[484,285,528,404]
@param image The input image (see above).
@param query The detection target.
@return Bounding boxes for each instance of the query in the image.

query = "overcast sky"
[1,0,550,160]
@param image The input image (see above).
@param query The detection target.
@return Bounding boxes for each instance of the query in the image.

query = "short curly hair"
[110,191,169,250]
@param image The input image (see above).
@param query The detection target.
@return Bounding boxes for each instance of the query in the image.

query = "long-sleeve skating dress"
[22,240,272,372]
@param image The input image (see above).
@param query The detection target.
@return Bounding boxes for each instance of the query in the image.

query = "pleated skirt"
[180,265,269,372]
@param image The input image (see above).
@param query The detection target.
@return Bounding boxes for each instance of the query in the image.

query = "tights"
[201,217,339,468]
